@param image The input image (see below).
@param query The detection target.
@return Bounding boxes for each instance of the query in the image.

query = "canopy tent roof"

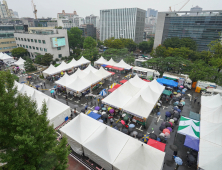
[198,140,222,170]
[184,135,199,151]
[60,113,102,147]
[56,61,71,72]
[78,56,90,65]
[147,138,166,152]
[83,125,130,169]
[113,138,165,170]
[19,83,35,97]
[82,71,101,85]
[0,53,14,62]
[95,67,112,79]
[157,78,178,87]
[94,56,108,65]
[106,58,117,66]
[70,68,87,79]
[14,81,23,91]
[178,116,200,139]
[118,81,141,97]
[150,79,167,93]
[163,90,172,96]
[68,58,81,68]
[114,59,132,70]
[83,64,98,74]
[129,74,146,88]
[43,64,58,77]
[14,57,25,66]
[31,90,49,111]
[66,76,90,92]
[55,73,74,87]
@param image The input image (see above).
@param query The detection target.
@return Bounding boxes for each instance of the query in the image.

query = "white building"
[100,8,146,43]
[73,16,85,27]
[13,11,18,18]
[14,29,70,59]
[85,14,100,28]
[0,1,8,18]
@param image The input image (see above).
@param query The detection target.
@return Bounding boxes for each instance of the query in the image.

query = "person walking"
[43,81,46,88]
[40,82,43,89]
[194,97,197,104]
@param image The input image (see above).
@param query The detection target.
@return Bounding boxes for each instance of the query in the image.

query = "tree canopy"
[34,53,53,66]
[104,38,137,51]
[103,48,130,61]
[80,47,99,62]
[11,47,28,59]
[138,38,154,53]
[0,71,69,169]
[67,27,84,50]
[24,57,36,72]
[83,36,97,49]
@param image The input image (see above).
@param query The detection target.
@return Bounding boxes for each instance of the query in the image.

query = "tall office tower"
[147,8,158,18]
[100,8,146,43]
[85,14,100,28]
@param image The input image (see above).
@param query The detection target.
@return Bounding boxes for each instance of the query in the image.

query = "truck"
[132,66,160,80]
[202,88,222,96]
[163,72,192,89]
[196,81,217,90]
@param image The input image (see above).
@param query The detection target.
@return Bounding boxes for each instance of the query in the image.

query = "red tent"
[113,84,121,89]
[147,139,166,152]
[120,79,128,84]
[108,71,115,75]
[112,66,124,71]
[143,79,151,82]
[106,65,113,68]
[108,88,117,93]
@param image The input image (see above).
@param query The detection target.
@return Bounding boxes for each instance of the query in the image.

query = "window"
[42,40,46,44]
[27,39,30,42]
[3,47,11,49]
[31,39,33,42]
[36,47,39,50]
[40,47,43,51]
[18,38,20,40]
[32,46,35,49]
[17,44,19,47]
[24,38,26,41]
[0,48,2,50]
[20,44,22,47]
[23,45,25,48]
[38,40,41,43]
[15,37,17,40]
[58,54,62,58]
[44,48,47,52]
[10,41,16,43]
[21,38,23,41]
[29,46,31,49]
[57,47,61,50]
[26,45,28,48]
[34,39,37,43]
[12,46,17,48]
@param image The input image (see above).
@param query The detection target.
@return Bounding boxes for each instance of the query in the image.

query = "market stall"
[147,138,166,152]
[94,56,108,66]
[43,64,58,78]
[0,53,14,62]
[14,57,25,68]
[157,78,178,87]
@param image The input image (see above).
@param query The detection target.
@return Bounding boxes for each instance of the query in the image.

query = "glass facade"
[162,13,222,51]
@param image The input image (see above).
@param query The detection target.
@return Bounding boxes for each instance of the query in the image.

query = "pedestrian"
[36,87,38,90]
[73,108,77,115]
[194,97,197,103]
[53,93,56,99]
[43,81,46,88]
[173,151,178,157]
[40,82,43,89]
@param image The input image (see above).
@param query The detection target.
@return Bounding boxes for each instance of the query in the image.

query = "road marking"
[149,115,154,117]
[152,131,154,133]
[69,98,73,100]
[157,116,161,122]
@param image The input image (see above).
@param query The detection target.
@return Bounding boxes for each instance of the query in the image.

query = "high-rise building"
[154,10,222,51]
[100,8,146,43]
[85,14,100,28]
[146,8,158,18]
[73,16,85,27]
[2,0,11,18]
[57,10,77,19]
[0,1,8,18]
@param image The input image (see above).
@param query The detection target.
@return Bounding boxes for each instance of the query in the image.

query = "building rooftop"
[160,10,222,16]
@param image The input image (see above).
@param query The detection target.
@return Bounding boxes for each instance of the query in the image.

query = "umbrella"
[137,133,143,139]
[102,114,108,119]
[131,131,138,137]
[21,81,25,83]
[121,120,125,125]
[94,106,100,110]
[27,76,32,78]
[169,119,174,123]
[150,133,157,140]
[159,136,165,142]
[122,128,128,134]
[173,117,178,122]
[170,145,178,151]
[174,113,180,119]
[122,113,126,117]
[102,107,106,110]
[35,85,40,88]
[173,106,178,110]
[161,122,166,126]
[175,157,183,165]
[159,133,165,137]
[81,109,85,113]
[50,90,55,93]
[108,107,112,111]
[163,129,170,134]
[112,122,117,127]
[128,128,134,133]
[99,89,107,96]
[165,111,171,117]
[173,92,177,94]
[129,124,135,128]
[159,125,166,131]
[157,138,161,142]
[117,122,123,128]
[102,111,106,115]
[187,154,196,163]
[165,122,171,127]
[184,135,199,151]
[177,90,181,93]
[108,116,113,119]
[169,122,173,127]
[176,108,182,113]
[165,132,170,138]
[142,134,149,143]
[98,119,103,123]
[109,109,114,113]
[167,127,172,132]
[180,86,183,88]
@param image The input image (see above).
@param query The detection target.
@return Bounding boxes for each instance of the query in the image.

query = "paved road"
[18,72,200,170]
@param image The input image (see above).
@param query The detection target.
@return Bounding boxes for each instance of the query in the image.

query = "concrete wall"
[0,37,16,52]
[153,12,166,49]
[14,29,70,59]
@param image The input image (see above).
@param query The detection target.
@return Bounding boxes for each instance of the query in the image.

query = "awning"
[101,64,107,67]
[108,88,117,93]
[184,135,199,151]
[113,84,121,89]
[162,90,172,96]
[120,80,128,84]
[108,71,115,75]
[189,111,200,121]
[112,66,124,71]
[88,112,101,120]
[147,139,166,152]
[143,79,151,82]
[106,65,113,68]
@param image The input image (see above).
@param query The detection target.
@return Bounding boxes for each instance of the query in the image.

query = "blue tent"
[101,64,107,67]
[88,112,102,120]
[99,89,107,96]
[157,78,178,87]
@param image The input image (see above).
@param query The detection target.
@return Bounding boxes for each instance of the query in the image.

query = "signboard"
[51,37,66,47]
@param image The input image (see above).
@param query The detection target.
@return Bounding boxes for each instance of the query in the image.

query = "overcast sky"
[6,0,222,18]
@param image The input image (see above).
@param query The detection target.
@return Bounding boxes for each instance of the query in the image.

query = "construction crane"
[31,0,37,19]
[169,0,190,12]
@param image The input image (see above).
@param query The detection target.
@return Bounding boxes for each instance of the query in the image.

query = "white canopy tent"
[43,64,58,78]
[60,113,102,155]
[56,61,71,73]
[69,68,87,79]
[0,53,14,62]
[83,125,130,170]
[78,56,91,65]
[66,76,90,93]
[68,58,81,68]
[82,71,102,85]
[118,81,141,97]
[14,81,23,91]
[83,64,98,74]
[94,56,108,65]
[106,58,117,66]
[113,138,165,170]
[199,94,222,170]
[14,57,25,68]
[17,83,71,128]
[95,67,112,79]
[55,73,74,87]
[114,59,132,70]
[129,74,146,88]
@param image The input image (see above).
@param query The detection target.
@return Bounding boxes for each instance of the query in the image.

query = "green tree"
[81,47,99,62]
[11,47,28,59]
[24,57,35,71]
[124,52,135,65]
[42,53,53,66]
[103,48,129,61]
[151,45,167,58]
[104,37,115,48]
[97,40,104,48]
[138,38,154,53]
[35,55,43,64]
[68,27,84,50]
[83,36,97,49]
[0,71,69,169]
[55,26,63,29]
